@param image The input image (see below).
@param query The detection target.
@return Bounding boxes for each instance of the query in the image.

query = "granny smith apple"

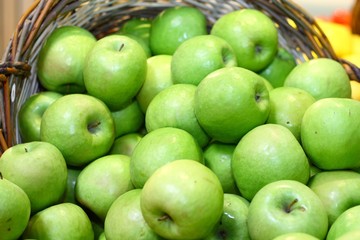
[37,25,96,93]
[232,124,310,200]
[140,159,224,240]
[247,180,328,240]
[272,232,320,240]
[211,8,278,72]
[149,6,207,55]
[111,99,144,138]
[284,58,351,100]
[136,54,173,113]
[327,205,360,240]
[266,86,316,141]
[0,175,31,240]
[301,97,360,170]
[203,141,239,194]
[108,132,143,156]
[83,34,147,110]
[18,91,62,142]
[75,154,134,221]
[171,34,237,86]
[22,202,94,239]
[145,83,210,147]
[307,170,360,226]
[0,141,67,214]
[258,47,297,88]
[194,66,270,144]
[62,166,82,204]
[40,93,115,167]
[204,193,250,240]
[104,189,162,240]
[130,127,203,188]
[118,17,151,47]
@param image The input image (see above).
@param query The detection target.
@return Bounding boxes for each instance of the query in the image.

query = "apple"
[83,34,147,111]
[283,58,351,100]
[204,193,250,240]
[203,141,239,194]
[108,132,143,156]
[22,202,94,239]
[104,189,162,240]
[136,54,173,113]
[258,47,297,88]
[0,141,67,214]
[18,91,62,142]
[232,123,310,200]
[111,99,144,138]
[300,97,360,170]
[266,86,316,141]
[0,175,31,240]
[171,34,238,86]
[130,127,203,188]
[37,25,96,93]
[194,66,270,144]
[247,180,328,240]
[75,154,134,221]
[149,6,207,55]
[272,232,320,240]
[140,159,224,240]
[118,17,151,47]
[307,170,360,226]
[145,83,210,148]
[62,166,82,204]
[326,205,360,240]
[211,8,278,72]
[40,93,115,167]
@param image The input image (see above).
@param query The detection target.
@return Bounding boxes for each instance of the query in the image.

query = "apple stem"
[118,43,125,52]
[88,121,101,133]
[255,93,261,102]
[158,214,171,221]
[0,172,2,179]
[24,147,28,153]
[285,198,298,213]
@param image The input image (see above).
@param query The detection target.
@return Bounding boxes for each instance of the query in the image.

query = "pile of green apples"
[1,4,360,240]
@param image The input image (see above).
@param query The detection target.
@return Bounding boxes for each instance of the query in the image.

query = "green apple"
[130,127,203,188]
[232,123,310,200]
[0,141,67,214]
[145,83,210,147]
[108,132,143,156]
[22,203,94,239]
[149,6,207,55]
[300,97,360,170]
[37,25,96,94]
[136,54,173,113]
[75,154,134,221]
[0,175,31,240]
[194,66,270,144]
[140,159,224,240]
[326,205,360,240]
[98,232,106,240]
[284,58,351,100]
[111,99,144,138]
[272,232,320,240]
[266,86,316,141]
[40,93,115,167]
[247,180,328,240]
[18,91,62,142]
[171,34,237,86]
[83,34,147,110]
[258,47,297,88]
[336,230,360,240]
[104,189,162,240]
[62,166,82,204]
[204,193,250,240]
[307,170,360,226]
[211,8,278,72]
[203,141,239,194]
[118,17,151,47]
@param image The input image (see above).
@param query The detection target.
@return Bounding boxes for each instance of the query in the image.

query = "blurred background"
[0,0,357,56]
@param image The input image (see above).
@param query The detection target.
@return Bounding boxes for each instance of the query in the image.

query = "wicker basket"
[1,0,360,154]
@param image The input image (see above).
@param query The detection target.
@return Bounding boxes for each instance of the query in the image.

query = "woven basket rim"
[1,0,360,154]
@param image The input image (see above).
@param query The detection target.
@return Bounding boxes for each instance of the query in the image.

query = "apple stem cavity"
[87,121,101,133]
[255,93,261,102]
[158,214,171,222]
[0,172,2,179]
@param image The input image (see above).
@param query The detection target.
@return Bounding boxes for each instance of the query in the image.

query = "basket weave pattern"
[1,0,360,154]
